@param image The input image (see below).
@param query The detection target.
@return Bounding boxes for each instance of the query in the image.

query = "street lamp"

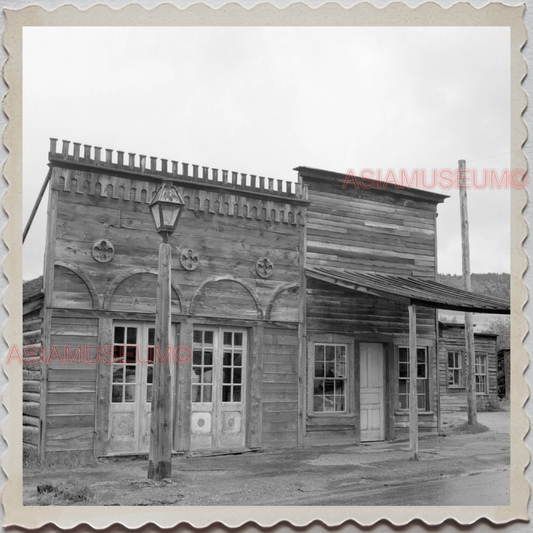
[148,179,185,480]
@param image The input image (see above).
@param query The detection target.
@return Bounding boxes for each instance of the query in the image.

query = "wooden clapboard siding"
[305,184,438,279]
[44,314,99,452]
[438,324,498,412]
[261,328,299,447]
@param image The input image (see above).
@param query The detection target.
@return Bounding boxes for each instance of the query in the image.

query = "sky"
[22,26,511,280]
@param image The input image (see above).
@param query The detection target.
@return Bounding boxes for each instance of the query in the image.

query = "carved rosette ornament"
[256,257,274,279]
[92,239,115,263]
[180,248,200,271]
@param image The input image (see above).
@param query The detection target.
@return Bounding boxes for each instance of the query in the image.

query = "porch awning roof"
[306,267,510,314]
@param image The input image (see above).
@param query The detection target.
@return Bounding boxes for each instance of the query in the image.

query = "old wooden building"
[22,139,510,458]
[438,322,499,412]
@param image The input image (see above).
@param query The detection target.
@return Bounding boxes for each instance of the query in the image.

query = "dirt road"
[24,414,510,506]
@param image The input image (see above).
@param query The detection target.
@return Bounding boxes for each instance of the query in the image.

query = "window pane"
[234,353,242,367]
[334,379,345,394]
[234,333,243,346]
[399,348,408,362]
[417,349,426,363]
[315,362,324,378]
[313,379,323,394]
[112,385,123,403]
[325,362,334,377]
[193,330,202,343]
[146,384,152,403]
[223,332,232,345]
[315,345,324,360]
[222,385,231,402]
[233,368,242,384]
[204,385,212,402]
[191,385,201,402]
[204,331,213,345]
[114,327,125,344]
[222,367,232,384]
[399,380,408,394]
[417,379,425,393]
[193,351,202,365]
[324,396,335,411]
[399,363,408,378]
[125,366,136,382]
[448,353,454,367]
[127,327,137,344]
[125,346,136,364]
[337,345,346,358]
[233,385,241,402]
[336,362,345,378]
[335,396,345,411]
[204,351,213,366]
[417,363,426,378]
[113,367,124,383]
[223,352,232,366]
[125,384,135,402]
[148,328,155,345]
[325,345,335,361]
[147,365,153,384]
[203,367,213,383]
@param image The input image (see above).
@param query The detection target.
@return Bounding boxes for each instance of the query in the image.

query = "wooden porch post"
[408,304,419,461]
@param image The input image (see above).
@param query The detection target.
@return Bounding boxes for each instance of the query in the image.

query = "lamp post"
[148,179,185,480]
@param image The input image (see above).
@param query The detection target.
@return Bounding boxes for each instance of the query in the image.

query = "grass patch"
[452,421,490,435]
[35,478,94,505]
[24,449,101,472]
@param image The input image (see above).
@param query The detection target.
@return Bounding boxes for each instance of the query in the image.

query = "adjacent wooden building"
[23,139,510,458]
[438,322,499,412]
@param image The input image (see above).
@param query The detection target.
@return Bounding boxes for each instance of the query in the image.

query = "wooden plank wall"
[261,327,299,448]
[306,182,438,279]
[46,165,303,454]
[438,326,498,412]
[302,173,440,441]
[45,313,99,451]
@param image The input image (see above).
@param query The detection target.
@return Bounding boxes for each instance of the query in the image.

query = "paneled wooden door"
[360,343,385,442]
[108,322,175,454]
[190,327,247,450]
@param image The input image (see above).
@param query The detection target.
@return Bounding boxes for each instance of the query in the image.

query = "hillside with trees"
[437,273,510,301]
[437,273,510,350]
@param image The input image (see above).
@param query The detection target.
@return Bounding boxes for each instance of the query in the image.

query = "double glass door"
[108,322,174,454]
[190,327,247,450]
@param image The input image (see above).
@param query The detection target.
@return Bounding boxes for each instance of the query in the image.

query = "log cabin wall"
[438,323,498,412]
[297,167,445,444]
[41,139,306,456]
[22,277,44,454]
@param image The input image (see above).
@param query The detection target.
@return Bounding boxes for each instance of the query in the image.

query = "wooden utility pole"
[458,159,477,426]
[148,242,173,480]
[408,304,419,460]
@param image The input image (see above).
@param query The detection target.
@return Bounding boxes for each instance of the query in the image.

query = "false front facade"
[22,139,510,458]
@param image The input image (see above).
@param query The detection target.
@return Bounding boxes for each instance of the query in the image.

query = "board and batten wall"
[297,167,445,443]
[39,143,306,456]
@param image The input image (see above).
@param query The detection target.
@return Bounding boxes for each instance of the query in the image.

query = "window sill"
[395,411,435,416]
[309,412,351,418]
